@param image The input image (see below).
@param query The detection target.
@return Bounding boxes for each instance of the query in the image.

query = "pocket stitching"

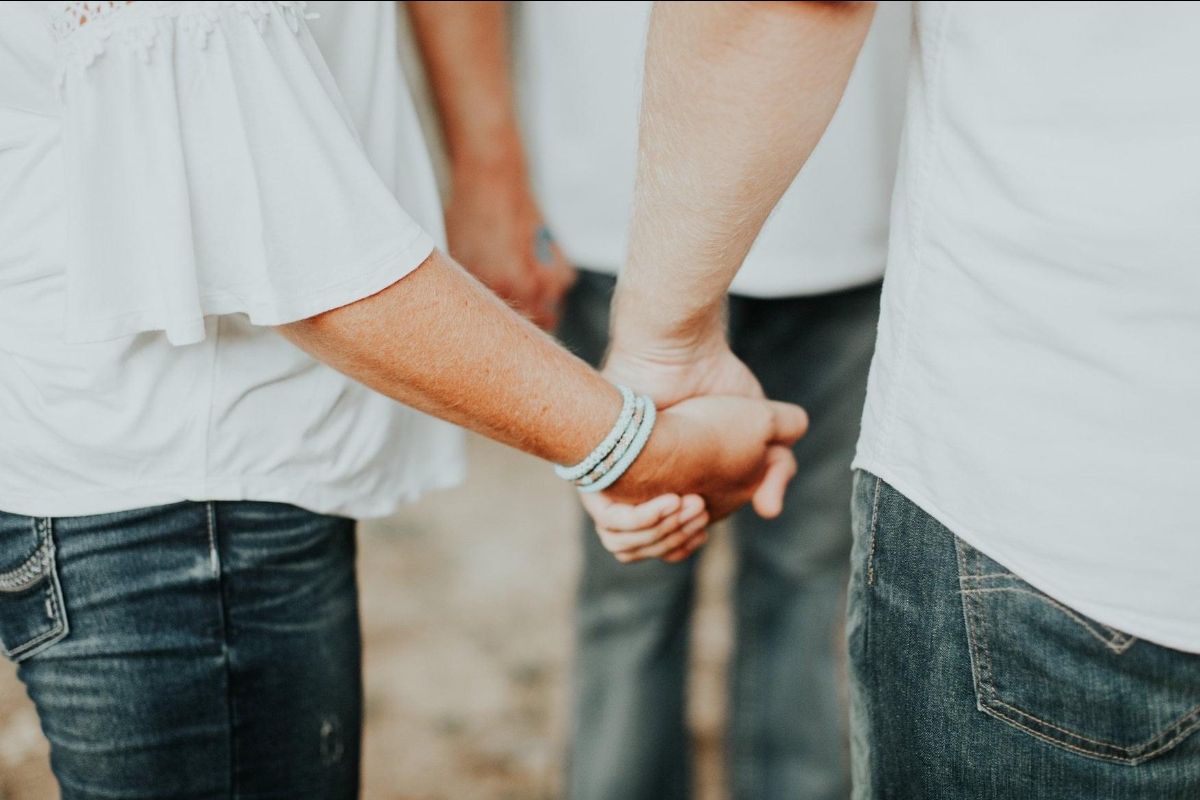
[955,538,1138,651]
[865,475,882,587]
[961,587,1137,655]
[1,518,69,662]
[956,544,999,717]
[0,531,52,593]
[955,537,1198,764]
[980,695,1200,765]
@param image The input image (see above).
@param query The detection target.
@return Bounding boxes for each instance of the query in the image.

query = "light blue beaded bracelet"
[575,397,645,489]
[579,396,656,494]
[555,385,636,482]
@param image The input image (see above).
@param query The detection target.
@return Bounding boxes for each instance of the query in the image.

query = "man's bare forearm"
[280,252,617,466]
[613,1,876,351]
[408,0,524,175]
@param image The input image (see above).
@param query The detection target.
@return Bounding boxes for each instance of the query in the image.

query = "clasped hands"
[581,333,808,565]
[441,172,806,565]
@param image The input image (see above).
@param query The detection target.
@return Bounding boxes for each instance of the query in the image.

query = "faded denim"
[848,472,1200,799]
[0,501,362,800]
[560,270,879,800]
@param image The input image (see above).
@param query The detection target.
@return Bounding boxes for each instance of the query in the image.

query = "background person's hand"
[445,165,576,330]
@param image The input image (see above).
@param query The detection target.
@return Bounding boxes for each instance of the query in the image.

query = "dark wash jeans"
[0,501,362,799]
[848,471,1200,799]
[559,270,880,800]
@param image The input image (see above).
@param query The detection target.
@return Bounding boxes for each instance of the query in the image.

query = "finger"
[607,501,706,552]
[526,276,559,331]
[579,491,615,523]
[618,511,710,563]
[751,444,798,519]
[601,503,699,554]
[539,279,570,328]
[549,252,577,293]
[661,530,709,563]
[768,401,810,446]
[514,287,552,329]
[677,494,706,524]
[596,493,682,533]
[600,510,685,553]
[651,514,711,563]
[516,256,558,327]
[540,294,563,331]
[533,305,559,332]
[501,258,544,309]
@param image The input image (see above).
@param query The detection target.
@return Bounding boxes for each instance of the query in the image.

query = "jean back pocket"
[955,537,1200,765]
[0,514,68,662]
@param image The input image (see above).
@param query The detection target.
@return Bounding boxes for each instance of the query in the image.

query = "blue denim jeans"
[848,472,1200,799]
[559,271,880,800]
[0,501,362,799]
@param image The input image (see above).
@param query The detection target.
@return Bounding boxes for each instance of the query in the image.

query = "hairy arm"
[408,1,574,329]
[612,1,876,354]
[279,252,809,510]
[281,250,611,466]
[408,1,522,176]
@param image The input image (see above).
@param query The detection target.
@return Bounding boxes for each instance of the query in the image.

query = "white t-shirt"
[0,1,463,519]
[854,2,1200,652]
[514,0,910,297]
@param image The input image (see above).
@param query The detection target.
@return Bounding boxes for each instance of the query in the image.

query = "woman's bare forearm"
[279,250,811,518]
[280,251,618,466]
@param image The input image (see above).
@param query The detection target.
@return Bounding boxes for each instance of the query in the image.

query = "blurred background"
[0,435,738,800]
[1,5,843,798]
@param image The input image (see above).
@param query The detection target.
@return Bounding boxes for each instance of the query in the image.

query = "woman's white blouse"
[0,1,465,518]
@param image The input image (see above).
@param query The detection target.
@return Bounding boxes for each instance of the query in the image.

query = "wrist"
[448,136,529,190]
[607,318,729,372]
[447,156,540,221]
[610,285,727,363]
[604,407,681,502]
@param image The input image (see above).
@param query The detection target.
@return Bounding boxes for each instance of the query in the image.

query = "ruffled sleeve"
[51,1,436,345]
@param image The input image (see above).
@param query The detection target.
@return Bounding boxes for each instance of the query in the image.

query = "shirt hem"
[851,456,1200,655]
[0,466,466,522]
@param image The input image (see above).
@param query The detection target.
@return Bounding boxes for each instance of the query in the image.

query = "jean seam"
[954,537,992,718]
[729,550,762,800]
[207,502,239,798]
[865,476,882,587]
[983,694,1200,763]
[206,501,220,578]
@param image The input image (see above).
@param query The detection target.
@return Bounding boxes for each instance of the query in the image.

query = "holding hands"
[581,337,808,564]
[409,0,809,564]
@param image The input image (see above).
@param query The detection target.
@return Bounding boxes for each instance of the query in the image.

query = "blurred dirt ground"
[0,435,733,800]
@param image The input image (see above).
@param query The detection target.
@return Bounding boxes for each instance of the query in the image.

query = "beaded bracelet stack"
[555,384,658,494]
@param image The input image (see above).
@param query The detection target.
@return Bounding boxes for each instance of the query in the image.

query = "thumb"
[768,401,809,447]
[751,444,798,519]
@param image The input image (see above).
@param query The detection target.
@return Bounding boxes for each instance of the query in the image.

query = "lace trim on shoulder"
[52,1,318,85]
[51,2,134,38]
